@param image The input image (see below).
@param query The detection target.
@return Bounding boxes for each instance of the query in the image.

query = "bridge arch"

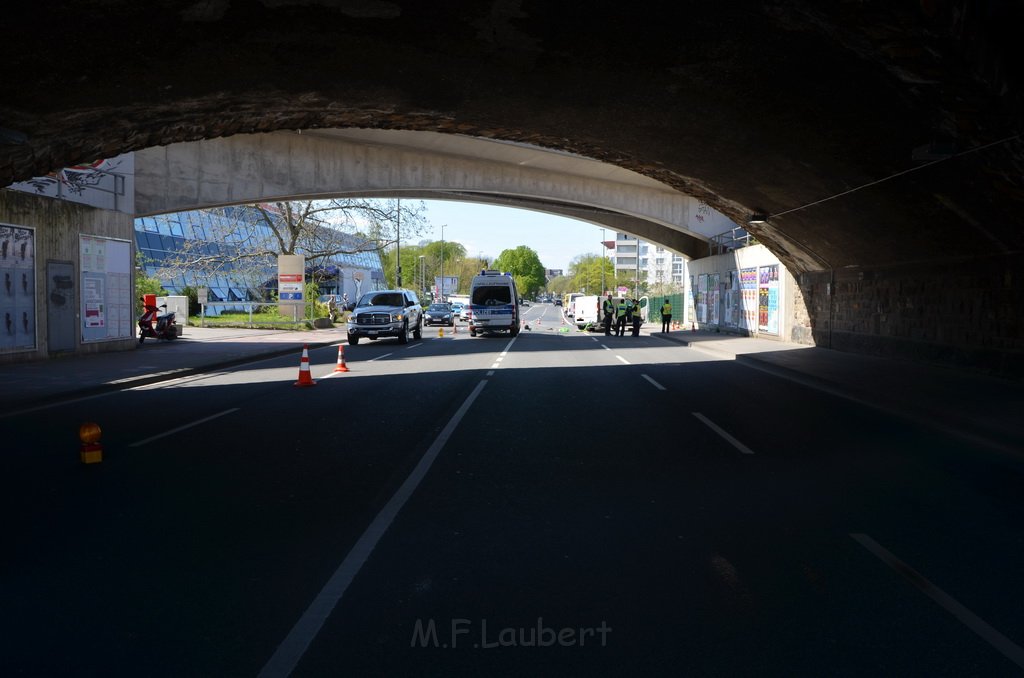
[133,128,733,262]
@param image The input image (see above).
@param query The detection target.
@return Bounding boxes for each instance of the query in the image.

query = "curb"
[4,338,341,415]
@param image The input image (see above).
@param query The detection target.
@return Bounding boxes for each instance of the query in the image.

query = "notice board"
[80,235,132,342]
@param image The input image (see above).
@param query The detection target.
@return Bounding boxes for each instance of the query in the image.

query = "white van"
[574,295,627,330]
[468,270,520,337]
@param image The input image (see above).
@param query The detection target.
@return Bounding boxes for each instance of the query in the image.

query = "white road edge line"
[129,408,240,447]
[850,533,1024,670]
[258,379,490,678]
[642,374,666,391]
[692,412,755,455]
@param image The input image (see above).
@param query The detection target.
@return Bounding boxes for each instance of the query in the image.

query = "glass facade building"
[135,205,385,313]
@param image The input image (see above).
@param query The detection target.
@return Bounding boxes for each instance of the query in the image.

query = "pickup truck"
[346,289,423,345]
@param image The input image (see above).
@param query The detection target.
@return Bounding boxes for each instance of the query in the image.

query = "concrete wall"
[0,190,136,363]
[686,245,811,345]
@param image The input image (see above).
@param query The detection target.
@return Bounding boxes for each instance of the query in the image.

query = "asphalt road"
[2,304,1023,677]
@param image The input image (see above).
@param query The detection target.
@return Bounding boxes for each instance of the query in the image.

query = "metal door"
[46,260,76,353]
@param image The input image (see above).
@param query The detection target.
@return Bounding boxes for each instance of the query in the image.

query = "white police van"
[468,270,520,337]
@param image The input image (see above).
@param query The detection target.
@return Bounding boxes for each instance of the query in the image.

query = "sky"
[414,199,609,274]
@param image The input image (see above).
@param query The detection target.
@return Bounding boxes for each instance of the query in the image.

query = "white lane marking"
[129,408,240,447]
[601,344,611,351]
[851,533,1024,670]
[691,412,755,455]
[642,374,666,391]
[490,363,500,369]
[368,352,394,362]
[591,337,598,342]
[616,355,630,365]
[403,342,423,350]
[486,370,495,376]
[495,357,504,361]
[501,337,516,354]
[258,380,489,678]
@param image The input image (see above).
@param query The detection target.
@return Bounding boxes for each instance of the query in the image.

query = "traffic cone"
[333,344,349,373]
[293,344,317,387]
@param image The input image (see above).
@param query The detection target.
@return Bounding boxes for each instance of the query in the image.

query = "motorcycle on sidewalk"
[138,303,178,344]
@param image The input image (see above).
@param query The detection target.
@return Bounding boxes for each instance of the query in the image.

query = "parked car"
[424,302,455,326]
[450,302,464,318]
[346,289,423,345]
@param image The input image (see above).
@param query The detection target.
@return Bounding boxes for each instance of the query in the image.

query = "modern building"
[134,204,385,314]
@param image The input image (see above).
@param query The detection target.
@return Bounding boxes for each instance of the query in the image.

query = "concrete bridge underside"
[133,129,715,260]
[1,1,1021,375]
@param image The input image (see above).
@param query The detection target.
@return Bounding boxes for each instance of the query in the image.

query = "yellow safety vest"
[616,303,627,318]
[662,302,672,315]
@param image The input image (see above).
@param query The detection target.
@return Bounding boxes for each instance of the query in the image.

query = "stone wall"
[799,254,1024,378]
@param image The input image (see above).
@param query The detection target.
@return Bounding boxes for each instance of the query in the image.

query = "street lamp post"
[395,198,402,288]
[418,255,425,299]
[440,223,445,301]
[635,238,641,299]
[601,228,606,297]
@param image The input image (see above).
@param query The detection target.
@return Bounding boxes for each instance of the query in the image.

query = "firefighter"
[660,298,672,333]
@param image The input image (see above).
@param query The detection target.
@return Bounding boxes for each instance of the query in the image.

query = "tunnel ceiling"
[1,0,1021,274]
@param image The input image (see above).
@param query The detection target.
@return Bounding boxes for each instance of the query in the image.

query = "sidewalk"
[0,325,344,414]
[1,321,1020,459]
[652,327,1024,459]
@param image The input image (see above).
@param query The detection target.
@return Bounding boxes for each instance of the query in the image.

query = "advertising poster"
[740,267,758,330]
[434,276,459,298]
[725,271,739,327]
[80,235,132,342]
[0,224,36,352]
[758,264,780,335]
[697,273,708,323]
[708,273,720,325]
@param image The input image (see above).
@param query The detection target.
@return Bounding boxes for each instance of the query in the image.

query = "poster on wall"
[0,224,36,352]
[740,267,758,331]
[758,264,780,335]
[697,273,708,323]
[80,235,132,342]
[725,271,739,327]
[708,273,720,325]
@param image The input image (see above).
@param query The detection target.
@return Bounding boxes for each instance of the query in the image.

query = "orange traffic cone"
[294,344,317,386]
[333,344,349,373]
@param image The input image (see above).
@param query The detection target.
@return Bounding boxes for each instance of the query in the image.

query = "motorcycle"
[138,303,178,343]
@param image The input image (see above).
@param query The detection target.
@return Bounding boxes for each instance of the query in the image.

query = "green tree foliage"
[568,254,617,295]
[492,246,546,298]
[545,274,574,296]
[134,252,166,313]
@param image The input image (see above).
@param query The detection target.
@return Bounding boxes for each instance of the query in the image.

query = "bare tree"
[151,198,429,293]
